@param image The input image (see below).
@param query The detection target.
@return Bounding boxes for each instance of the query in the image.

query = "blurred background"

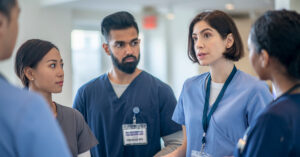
[0,0,299,107]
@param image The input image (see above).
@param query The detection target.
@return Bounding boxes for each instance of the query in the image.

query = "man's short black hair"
[0,0,17,20]
[101,11,139,42]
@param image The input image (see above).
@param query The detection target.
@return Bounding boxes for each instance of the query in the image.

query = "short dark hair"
[15,39,58,87]
[250,9,300,79]
[188,10,244,63]
[101,11,139,42]
[0,0,17,20]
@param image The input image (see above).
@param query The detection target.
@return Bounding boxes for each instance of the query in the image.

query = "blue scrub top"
[73,71,181,157]
[172,70,273,157]
[235,93,300,157]
[0,75,71,157]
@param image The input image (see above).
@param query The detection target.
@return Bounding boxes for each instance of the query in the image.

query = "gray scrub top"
[55,103,98,157]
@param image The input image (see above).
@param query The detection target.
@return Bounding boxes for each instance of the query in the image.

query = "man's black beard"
[110,52,140,74]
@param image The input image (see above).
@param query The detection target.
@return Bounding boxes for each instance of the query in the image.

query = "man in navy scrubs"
[73,11,182,157]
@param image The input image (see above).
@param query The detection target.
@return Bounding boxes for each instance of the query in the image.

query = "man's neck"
[108,67,142,85]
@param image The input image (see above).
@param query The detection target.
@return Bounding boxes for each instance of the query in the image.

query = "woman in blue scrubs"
[164,10,273,157]
[236,9,300,157]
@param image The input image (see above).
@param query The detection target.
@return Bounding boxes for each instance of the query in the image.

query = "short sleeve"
[75,110,98,154]
[158,84,182,137]
[240,113,291,157]
[246,83,273,125]
[172,84,186,125]
[73,86,87,118]
[16,94,71,157]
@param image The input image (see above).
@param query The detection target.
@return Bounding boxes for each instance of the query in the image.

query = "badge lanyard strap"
[201,65,237,150]
[133,114,137,124]
[132,106,140,124]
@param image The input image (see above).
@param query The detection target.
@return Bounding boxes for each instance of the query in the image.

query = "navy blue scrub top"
[73,71,181,157]
[235,93,300,157]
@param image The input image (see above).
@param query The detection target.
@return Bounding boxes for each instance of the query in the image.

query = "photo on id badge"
[122,106,148,145]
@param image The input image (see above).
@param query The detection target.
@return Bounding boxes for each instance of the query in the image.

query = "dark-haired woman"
[236,9,300,157]
[15,39,98,157]
[165,10,272,157]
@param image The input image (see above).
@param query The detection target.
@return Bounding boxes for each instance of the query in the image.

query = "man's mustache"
[122,55,137,62]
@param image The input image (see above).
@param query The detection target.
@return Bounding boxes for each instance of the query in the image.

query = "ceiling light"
[166,13,175,20]
[225,3,235,10]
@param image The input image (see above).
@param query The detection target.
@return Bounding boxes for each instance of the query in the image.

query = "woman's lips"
[197,53,207,60]
[56,81,64,86]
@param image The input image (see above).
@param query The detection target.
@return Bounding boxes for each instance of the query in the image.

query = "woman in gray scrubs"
[15,39,98,157]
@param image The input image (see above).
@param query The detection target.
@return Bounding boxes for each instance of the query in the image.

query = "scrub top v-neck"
[73,71,181,157]
[172,70,273,157]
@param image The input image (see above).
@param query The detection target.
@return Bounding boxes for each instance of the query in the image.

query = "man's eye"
[50,64,56,68]
[131,41,139,46]
[116,43,124,48]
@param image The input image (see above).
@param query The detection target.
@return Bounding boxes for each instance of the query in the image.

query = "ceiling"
[42,0,275,13]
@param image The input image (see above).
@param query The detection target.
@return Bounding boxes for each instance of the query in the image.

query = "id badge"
[122,123,147,145]
[191,150,212,157]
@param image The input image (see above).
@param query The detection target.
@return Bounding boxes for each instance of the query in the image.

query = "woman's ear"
[260,49,270,68]
[226,33,234,48]
[24,67,35,81]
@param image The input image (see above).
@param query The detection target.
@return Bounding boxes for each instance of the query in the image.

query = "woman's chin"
[198,61,209,66]
[52,89,62,94]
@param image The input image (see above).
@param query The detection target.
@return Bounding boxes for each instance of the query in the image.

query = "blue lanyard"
[201,65,237,146]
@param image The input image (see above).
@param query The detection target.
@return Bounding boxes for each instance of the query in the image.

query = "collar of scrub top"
[273,83,300,102]
[201,65,237,148]
[236,82,300,156]
[0,73,6,81]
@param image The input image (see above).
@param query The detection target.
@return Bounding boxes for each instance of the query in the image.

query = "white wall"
[275,0,300,12]
[234,17,256,76]
[168,9,200,97]
[0,0,265,107]
[0,0,73,107]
